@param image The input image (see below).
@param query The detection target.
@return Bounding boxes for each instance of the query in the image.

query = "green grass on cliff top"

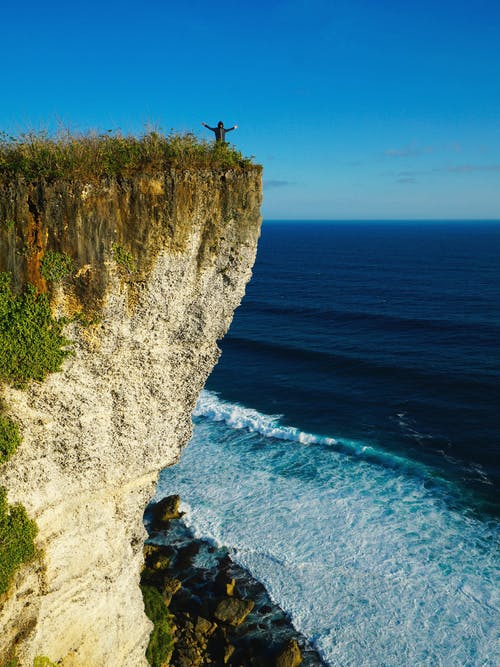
[0,130,260,183]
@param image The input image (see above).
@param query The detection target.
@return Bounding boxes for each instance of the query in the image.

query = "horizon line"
[263,218,500,223]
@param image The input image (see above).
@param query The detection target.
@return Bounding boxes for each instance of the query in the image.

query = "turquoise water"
[156,222,500,665]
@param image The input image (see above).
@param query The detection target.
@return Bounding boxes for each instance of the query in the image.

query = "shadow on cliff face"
[0,169,261,319]
[0,132,262,319]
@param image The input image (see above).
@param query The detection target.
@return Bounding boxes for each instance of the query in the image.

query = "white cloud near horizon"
[385,145,434,157]
[264,180,294,189]
[385,142,464,158]
[445,164,500,173]
[397,177,418,184]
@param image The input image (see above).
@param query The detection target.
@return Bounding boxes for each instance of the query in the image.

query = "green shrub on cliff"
[142,585,176,667]
[111,243,136,274]
[33,657,57,667]
[0,272,71,387]
[2,657,18,667]
[0,487,38,595]
[0,415,37,595]
[0,414,21,465]
[40,250,74,283]
[0,274,70,607]
[2,218,15,232]
[0,129,259,183]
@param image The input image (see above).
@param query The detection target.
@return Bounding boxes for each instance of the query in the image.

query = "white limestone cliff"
[0,169,262,665]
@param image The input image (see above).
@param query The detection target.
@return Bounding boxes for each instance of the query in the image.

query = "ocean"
[156,221,500,666]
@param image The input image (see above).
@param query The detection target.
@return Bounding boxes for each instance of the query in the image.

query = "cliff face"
[0,169,262,665]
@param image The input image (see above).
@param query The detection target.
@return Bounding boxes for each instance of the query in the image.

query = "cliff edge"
[0,136,262,665]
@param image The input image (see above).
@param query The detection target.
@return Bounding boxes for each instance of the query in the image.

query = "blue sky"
[2,0,499,219]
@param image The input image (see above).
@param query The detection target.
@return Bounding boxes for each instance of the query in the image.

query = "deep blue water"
[158,222,500,665]
[209,221,500,513]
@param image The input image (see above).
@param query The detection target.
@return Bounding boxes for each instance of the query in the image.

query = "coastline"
[143,496,326,666]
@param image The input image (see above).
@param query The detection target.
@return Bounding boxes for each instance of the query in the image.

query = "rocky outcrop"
[0,168,262,665]
[276,640,303,667]
[141,497,321,667]
[214,597,255,627]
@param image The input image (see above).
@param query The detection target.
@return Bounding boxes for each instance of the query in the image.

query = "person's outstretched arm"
[201,122,216,131]
[225,125,238,132]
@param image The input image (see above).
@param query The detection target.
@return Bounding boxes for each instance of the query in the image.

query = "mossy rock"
[1,656,19,667]
[223,643,235,664]
[152,555,171,572]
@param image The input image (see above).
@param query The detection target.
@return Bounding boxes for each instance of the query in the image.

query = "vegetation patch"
[111,243,136,274]
[0,272,71,388]
[0,487,38,595]
[1,656,18,667]
[33,657,57,667]
[15,242,35,259]
[0,412,37,613]
[40,251,74,283]
[2,219,15,232]
[142,585,176,667]
[0,414,21,465]
[0,130,260,184]
[0,271,68,597]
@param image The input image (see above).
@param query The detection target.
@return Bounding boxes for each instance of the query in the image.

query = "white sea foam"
[194,390,441,478]
[157,390,500,666]
[193,389,338,446]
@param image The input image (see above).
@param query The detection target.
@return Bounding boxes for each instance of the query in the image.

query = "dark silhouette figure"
[201,120,238,143]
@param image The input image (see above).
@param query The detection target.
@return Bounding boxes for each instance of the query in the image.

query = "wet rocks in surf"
[162,576,182,605]
[152,494,183,525]
[276,640,303,667]
[142,494,325,666]
[214,597,255,626]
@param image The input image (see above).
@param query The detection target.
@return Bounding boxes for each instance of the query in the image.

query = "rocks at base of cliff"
[142,495,324,666]
[215,597,255,627]
[276,640,303,667]
[162,576,182,605]
[171,613,215,667]
[225,578,236,597]
[152,495,183,525]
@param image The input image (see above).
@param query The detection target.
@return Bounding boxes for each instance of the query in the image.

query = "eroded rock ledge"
[0,167,262,665]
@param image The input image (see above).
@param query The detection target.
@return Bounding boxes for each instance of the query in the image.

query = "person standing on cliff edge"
[201,120,238,143]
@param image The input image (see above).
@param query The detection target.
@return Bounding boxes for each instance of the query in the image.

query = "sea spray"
[194,390,456,483]
[158,392,500,666]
